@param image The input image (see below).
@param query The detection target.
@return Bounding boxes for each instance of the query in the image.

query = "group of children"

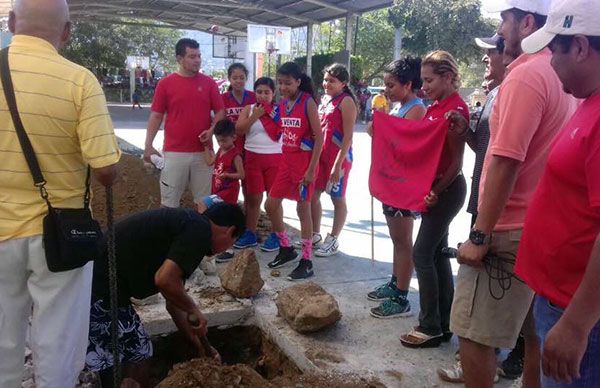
[205,61,356,280]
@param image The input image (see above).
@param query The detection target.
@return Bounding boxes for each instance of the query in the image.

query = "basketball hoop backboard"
[247,24,291,55]
[212,35,247,59]
[126,56,149,69]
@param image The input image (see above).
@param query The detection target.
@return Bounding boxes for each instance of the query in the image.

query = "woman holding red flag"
[233,77,283,252]
[367,57,427,319]
[399,50,469,348]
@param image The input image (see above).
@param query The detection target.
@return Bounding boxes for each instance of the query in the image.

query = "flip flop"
[400,328,443,348]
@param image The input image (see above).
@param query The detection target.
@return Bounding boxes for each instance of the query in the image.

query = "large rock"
[219,249,264,298]
[276,282,342,333]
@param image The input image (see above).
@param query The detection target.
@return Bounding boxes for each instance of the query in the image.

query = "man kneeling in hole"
[86,201,245,387]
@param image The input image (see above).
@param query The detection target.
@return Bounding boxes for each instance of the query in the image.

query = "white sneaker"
[315,234,339,257]
[293,233,322,248]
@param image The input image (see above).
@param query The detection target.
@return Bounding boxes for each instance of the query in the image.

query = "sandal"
[400,328,443,348]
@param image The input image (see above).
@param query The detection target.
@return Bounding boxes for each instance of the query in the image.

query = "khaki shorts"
[160,151,213,207]
[450,229,535,349]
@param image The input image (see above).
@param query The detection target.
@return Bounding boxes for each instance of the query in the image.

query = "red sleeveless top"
[279,92,314,153]
[212,147,241,193]
[222,90,256,123]
[319,93,353,160]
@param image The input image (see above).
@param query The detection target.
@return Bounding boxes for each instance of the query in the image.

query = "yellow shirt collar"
[10,34,59,55]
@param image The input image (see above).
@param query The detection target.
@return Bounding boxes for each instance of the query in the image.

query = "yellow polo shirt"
[0,35,121,241]
[372,94,388,112]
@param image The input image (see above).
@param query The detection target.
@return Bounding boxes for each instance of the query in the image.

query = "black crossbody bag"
[1,47,102,272]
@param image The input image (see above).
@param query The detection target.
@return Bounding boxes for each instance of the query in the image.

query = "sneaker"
[314,234,339,257]
[367,280,402,301]
[233,230,258,249]
[267,247,298,269]
[509,376,523,388]
[498,335,524,379]
[287,259,314,281]
[369,297,412,318]
[260,232,280,252]
[293,233,322,248]
[215,250,235,263]
[438,362,500,383]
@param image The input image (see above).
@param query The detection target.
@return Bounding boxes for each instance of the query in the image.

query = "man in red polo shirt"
[516,0,600,385]
[144,38,225,207]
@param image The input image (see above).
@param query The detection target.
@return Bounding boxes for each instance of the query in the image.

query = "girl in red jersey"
[233,77,283,251]
[399,51,469,348]
[203,119,244,204]
[311,64,357,257]
[265,62,324,281]
[221,63,256,152]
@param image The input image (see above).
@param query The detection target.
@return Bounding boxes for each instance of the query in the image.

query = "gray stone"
[219,249,264,298]
[275,282,342,333]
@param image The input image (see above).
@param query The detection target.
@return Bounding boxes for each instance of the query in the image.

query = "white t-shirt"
[244,104,282,154]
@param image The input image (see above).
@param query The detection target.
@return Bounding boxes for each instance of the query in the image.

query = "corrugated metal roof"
[1,1,393,34]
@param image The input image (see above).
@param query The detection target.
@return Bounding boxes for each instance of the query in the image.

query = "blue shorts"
[86,299,153,372]
[535,295,600,387]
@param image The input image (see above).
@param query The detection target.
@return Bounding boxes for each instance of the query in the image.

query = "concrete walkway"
[110,104,516,387]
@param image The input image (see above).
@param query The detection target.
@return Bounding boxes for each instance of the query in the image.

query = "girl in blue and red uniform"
[311,63,357,257]
[265,62,324,281]
[221,63,256,153]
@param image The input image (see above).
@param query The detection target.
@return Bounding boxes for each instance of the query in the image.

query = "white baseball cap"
[522,0,600,53]
[485,0,551,15]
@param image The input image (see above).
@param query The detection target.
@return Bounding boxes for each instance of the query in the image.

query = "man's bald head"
[9,0,71,49]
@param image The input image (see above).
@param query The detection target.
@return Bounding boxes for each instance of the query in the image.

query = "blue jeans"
[535,295,600,387]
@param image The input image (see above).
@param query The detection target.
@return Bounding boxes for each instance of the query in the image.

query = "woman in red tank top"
[311,64,357,258]
[264,62,324,281]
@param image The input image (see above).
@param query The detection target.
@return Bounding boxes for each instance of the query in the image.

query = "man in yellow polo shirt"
[371,88,389,114]
[0,0,120,386]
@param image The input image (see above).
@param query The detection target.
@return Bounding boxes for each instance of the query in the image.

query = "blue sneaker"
[370,297,413,319]
[233,230,258,249]
[260,232,280,252]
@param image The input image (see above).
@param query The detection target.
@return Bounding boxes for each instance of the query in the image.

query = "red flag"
[369,111,448,212]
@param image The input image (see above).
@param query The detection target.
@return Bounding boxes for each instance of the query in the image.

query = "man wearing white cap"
[450,1,578,387]
[516,0,600,386]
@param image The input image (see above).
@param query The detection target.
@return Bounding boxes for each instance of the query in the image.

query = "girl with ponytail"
[311,63,357,257]
[264,62,323,280]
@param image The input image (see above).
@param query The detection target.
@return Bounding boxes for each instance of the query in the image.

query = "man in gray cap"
[449,1,578,387]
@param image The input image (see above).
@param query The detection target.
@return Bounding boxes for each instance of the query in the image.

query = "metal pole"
[394,28,403,60]
[306,23,313,77]
[344,14,354,73]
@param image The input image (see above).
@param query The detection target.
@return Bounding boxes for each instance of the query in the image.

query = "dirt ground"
[90,153,273,239]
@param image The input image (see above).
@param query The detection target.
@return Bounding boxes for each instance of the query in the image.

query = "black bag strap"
[0,47,92,209]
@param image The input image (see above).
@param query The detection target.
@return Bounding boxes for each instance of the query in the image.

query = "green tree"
[355,10,396,82]
[61,21,182,75]
[388,0,496,63]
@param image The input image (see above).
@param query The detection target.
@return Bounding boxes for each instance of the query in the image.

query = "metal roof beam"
[302,0,351,13]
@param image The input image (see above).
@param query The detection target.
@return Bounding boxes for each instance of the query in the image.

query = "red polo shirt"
[516,92,600,308]
[152,73,224,152]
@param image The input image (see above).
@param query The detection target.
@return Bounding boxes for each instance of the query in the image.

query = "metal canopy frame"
[0,1,392,35]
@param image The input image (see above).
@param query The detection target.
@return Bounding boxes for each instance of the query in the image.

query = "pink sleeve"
[586,125,600,208]
[490,78,545,162]
[151,78,167,113]
[210,80,225,112]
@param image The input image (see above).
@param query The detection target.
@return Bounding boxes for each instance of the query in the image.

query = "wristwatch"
[469,229,492,246]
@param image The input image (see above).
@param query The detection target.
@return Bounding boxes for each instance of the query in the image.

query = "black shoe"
[267,247,298,269]
[215,250,234,263]
[287,259,314,281]
[499,335,524,379]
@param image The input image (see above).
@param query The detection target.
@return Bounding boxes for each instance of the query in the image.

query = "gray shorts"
[160,151,213,207]
[450,229,535,349]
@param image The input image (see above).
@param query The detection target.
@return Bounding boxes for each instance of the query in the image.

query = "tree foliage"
[388,0,496,64]
[61,21,182,75]
[293,53,364,88]
[355,10,396,82]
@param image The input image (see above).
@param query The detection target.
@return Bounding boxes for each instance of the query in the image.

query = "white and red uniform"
[315,93,353,197]
[211,147,241,204]
[269,92,317,201]
[244,102,282,196]
[221,90,256,152]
